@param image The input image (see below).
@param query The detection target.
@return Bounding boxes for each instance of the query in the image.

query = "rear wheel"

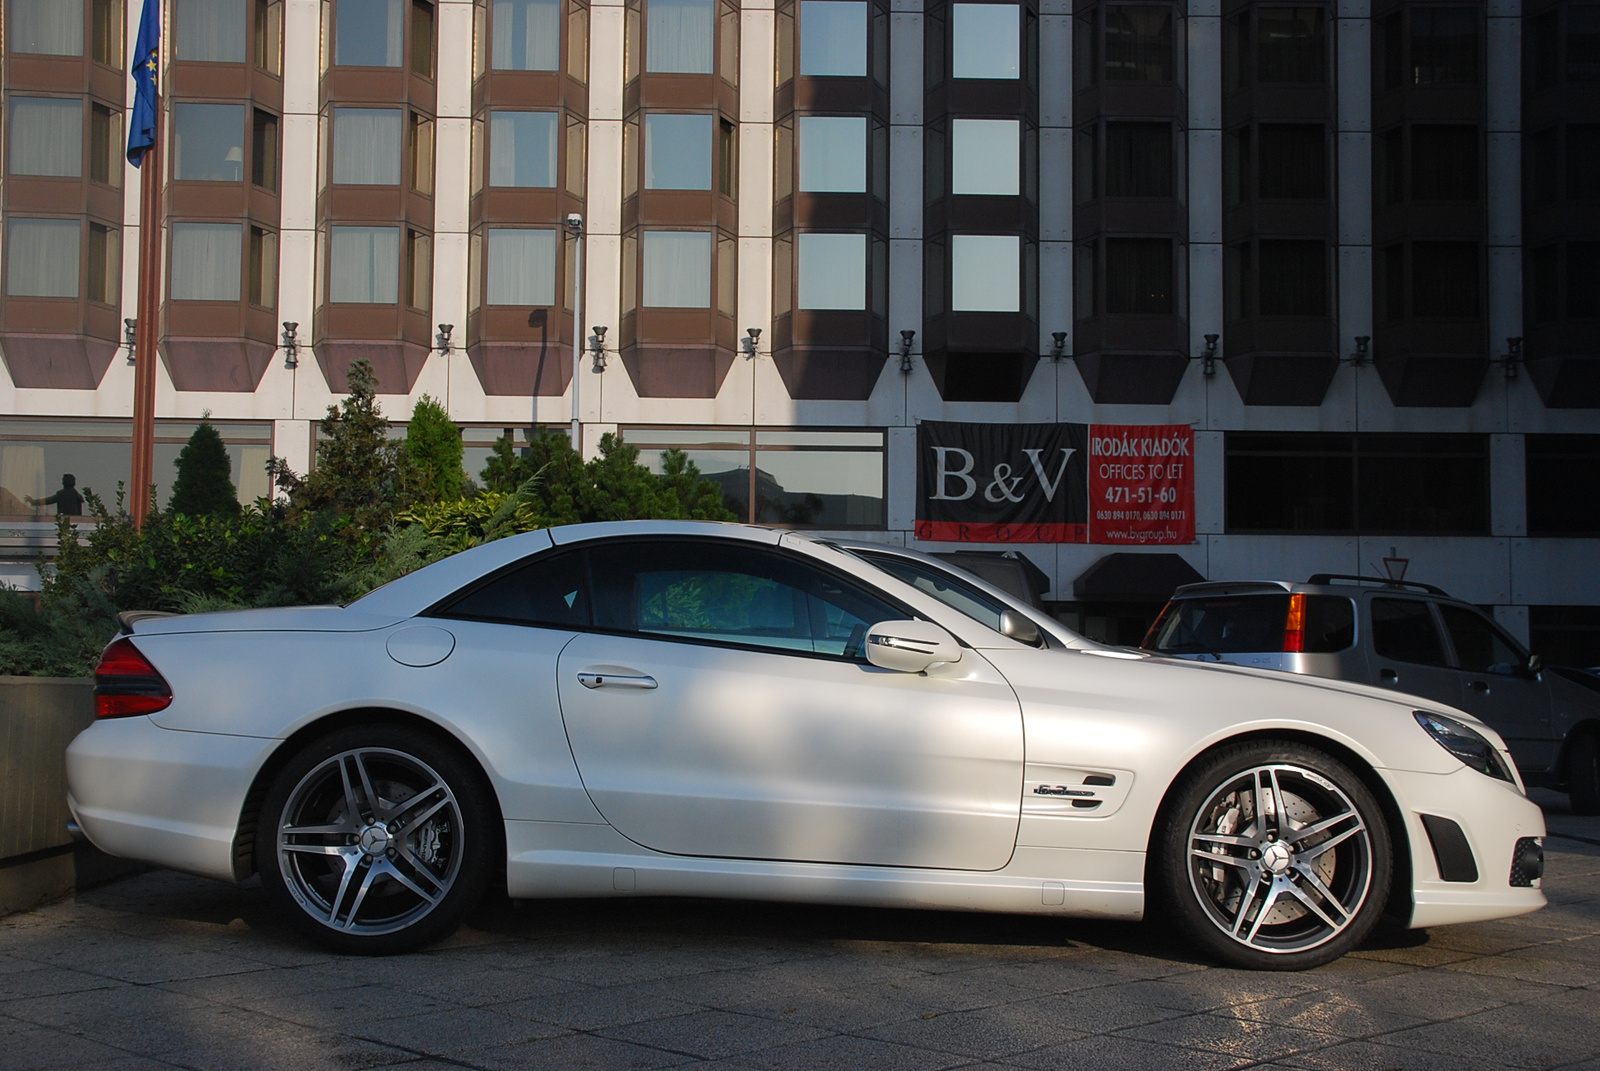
[256,724,495,954]
[1567,732,1600,816]
[1154,741,1392,971]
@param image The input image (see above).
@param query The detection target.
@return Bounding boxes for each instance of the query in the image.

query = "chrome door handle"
[577,672,657,690]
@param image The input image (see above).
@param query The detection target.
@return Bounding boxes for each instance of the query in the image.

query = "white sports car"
[67,521,1547,969]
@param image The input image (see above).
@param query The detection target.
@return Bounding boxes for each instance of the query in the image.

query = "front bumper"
[66,716,276,883]
[1384,766,1548,928]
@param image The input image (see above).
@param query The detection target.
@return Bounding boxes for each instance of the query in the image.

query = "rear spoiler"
[116,610,178,635]
[1171,581,1294,598]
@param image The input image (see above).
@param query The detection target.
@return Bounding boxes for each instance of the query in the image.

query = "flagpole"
[129,1,162,529]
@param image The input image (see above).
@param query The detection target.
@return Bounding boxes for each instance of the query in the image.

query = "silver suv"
[1143,574,1600,814]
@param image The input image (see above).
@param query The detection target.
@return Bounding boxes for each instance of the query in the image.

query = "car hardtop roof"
[1172,574,1453,599]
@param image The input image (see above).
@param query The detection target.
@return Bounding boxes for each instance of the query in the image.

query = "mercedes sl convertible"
[66,521,1547,969]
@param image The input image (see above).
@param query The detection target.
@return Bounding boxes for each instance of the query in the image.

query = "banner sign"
[915,421,1193,545]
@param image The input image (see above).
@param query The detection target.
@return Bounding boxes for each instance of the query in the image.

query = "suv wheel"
[1568,732,1600,817]
[1154,741,1392,971]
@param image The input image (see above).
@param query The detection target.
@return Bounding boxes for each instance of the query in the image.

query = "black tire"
[1152,740,1392,971]
[1567,732,1600,817]
[256,723,496,955]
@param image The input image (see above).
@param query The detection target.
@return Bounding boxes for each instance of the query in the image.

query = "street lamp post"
[565,213,584,453]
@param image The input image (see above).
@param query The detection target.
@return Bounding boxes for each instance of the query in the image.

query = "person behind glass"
[27,474,85,517]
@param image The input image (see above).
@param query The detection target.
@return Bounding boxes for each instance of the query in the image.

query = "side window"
[438,551,590,627]
[1438,604,1525,675]
[584,540,901,658]
[861,553,1007,632]
[1370,598,1447,667]
[1304,595,1355,652]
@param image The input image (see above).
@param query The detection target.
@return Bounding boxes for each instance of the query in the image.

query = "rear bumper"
[1383,766,1548,928]
[66,716,276,883]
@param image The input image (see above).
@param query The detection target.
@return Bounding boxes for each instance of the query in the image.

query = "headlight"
[1413,710,1516,783]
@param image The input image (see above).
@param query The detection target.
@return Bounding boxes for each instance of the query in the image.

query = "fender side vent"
[1421,814,1479,883]
[1083,774,1116,786]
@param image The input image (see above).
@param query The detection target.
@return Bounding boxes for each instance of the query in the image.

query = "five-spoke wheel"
[1157,742,1391,970]
[258,725,494,954]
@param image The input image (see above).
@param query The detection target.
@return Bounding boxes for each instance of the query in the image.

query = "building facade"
[0,0,1597,657]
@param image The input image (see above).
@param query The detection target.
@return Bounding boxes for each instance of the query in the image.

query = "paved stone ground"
[2,791,1597,1071]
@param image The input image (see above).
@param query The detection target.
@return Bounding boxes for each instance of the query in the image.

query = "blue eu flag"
[127,0,160,166]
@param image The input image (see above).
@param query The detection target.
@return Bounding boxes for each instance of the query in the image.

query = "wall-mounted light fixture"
[590,325,608,370]
[435,323,454,356]
[899,330,916,374]
[1501,336,1523,380]
[1350,335,1370,365]
[280,321,299,368]
[1050,332,1067,361]
[124,318,138,365]
[1201,333,1219,377]
[742,327,761,358]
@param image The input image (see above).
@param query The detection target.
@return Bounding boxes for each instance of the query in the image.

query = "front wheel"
[1154,741,1392,971]
[256,724,496,954]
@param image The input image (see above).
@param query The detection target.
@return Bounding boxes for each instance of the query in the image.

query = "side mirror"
[1000,609,1042,647]
[1527,653,1544,677]
[864,619,963,673]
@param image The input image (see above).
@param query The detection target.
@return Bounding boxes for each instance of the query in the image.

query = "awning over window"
[1072,552,1204,603]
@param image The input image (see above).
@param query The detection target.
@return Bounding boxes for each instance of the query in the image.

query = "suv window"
[584,540,901,658]
[1370,597,1447,666]
[438,551,590,627]
[1439,604,1525,675]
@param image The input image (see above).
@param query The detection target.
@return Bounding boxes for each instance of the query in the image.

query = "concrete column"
[889,7,924,373]
[1187,0,1223,364]
[1486,0,1522,373]
[1335,0,1373,394]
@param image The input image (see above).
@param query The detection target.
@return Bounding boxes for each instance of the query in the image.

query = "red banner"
[1086,425,1195,545]
[914,521,1088,543]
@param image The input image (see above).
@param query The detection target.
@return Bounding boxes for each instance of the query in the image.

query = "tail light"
[94,637,172,718]
[1282,593,1307,654]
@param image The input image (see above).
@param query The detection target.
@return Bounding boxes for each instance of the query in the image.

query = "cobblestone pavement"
[2,791,1597,1071]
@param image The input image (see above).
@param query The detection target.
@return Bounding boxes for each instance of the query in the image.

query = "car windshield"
[845,549,1010,633]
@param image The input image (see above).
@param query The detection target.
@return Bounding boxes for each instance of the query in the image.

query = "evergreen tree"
[404,394,466,504]
[291,359,410,527]
[168,419,240,517]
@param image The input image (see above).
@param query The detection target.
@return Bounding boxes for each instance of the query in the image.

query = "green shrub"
[404,394,466,505]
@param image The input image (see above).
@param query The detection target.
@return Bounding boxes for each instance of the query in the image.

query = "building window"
[486,228,557,305]
[1105,5,1172,82]
[9,0,84,55]
[249,110,279,190]
[796,233,866,309]
[1571,243,1600,317]
[645,113,714,189]
[1568,124,1600,200]
[171,222,242,301]
[951,235,1019,312]
[1104,121,1170,198]
[1257,124,1325,199]
[1226,433,1488,534]
[1256,7,1323,83]
[1530,607,1600,667]
[951,119,1019,196]
[411,0,435,76]
[7,98,82,178]
[87,223,119,305]
[642,230,712,307]
[93,105,123,186]
[1410,6,1477,85]
[406,229,431,308]
[1527,244,1558,323]
[800,0,866,76]
[409,112,434,193]
[92,0,122,66]
[172,103,246,181]
[5,219,80,298]
[248,227,277,306]
[1105,237,1171,314]
[492,0,561,69]
[648,0,715,74]
[255,0,284,73]
[1411,241,1479,317]
[952,4,1019,80]
[1411,125,1478,200]
[1257,240,1326,316]
[1569,4,1600,81]
[489,111,558,187]
[1527,436,1600,536]
[796,116,866,192]
[337,0,404,66]
[332,107,403,185]
[329,225,401,303]
[175,0,247,62]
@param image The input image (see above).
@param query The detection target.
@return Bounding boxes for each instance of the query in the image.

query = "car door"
[1436,603,1555,771]
[1367,596,1464,710]
[556,537,1025,872]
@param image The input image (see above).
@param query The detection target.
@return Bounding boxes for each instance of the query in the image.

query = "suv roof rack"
[1306,573,1450,597]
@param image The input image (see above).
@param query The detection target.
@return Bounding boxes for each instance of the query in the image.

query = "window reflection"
[337,0,404,65]
[648,0,715,73]
[797,116,866,192]
[951,235,1019,311]
[490,111,559,187]
[173,103,247,181]
[800,0,867,76]
[951,119,1019,196]
[492,0,561,69]
[645,113,714,189]
[1105,5,1172,82]
[952,4,1019,79]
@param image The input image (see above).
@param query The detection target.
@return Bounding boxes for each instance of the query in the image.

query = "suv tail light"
[94,637,172,718]
[1282,593,1307,653]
